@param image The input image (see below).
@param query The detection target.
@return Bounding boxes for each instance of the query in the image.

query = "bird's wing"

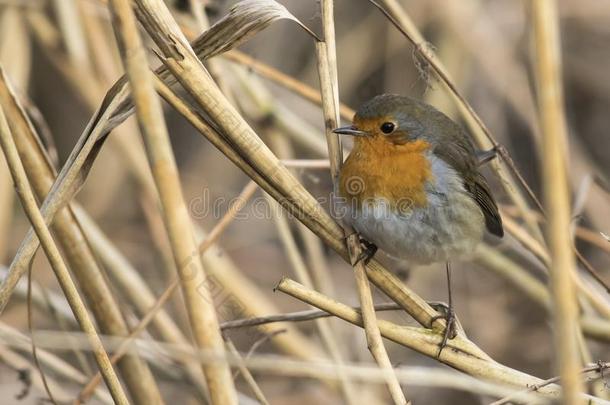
[432,133,504,237]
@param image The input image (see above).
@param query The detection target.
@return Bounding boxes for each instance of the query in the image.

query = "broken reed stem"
[316,2,408,401]
[0,102,128,405]
[107,0,237,403]
[531,0,584,403]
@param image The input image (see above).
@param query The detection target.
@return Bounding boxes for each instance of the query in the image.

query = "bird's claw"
[429,303,457,358]
[351,238,378,266]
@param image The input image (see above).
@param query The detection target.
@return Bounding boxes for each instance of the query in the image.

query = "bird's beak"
[332,126,369,137]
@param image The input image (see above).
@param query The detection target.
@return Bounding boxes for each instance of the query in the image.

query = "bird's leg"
[429,262,457,357]
[352,238,378,266]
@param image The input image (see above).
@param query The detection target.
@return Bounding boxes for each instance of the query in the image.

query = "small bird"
[333,94,503,349]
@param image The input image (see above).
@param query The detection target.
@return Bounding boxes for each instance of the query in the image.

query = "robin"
[333,94,503,350]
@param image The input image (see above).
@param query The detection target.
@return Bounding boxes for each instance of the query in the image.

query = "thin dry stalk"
[220,303,402,330]
[0,101,128,405]
[531,0,584,403]
[198,180,258,254]
[225,338,270,405]
[107,0,237,403]
[315,33,408,405]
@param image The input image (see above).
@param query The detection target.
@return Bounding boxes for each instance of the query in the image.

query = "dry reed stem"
[0,67,165,405]
[0,7,27,262]
[315,10,408,401]
[107,0,237,403]
[531,0,584,403]
[0,96,129,405]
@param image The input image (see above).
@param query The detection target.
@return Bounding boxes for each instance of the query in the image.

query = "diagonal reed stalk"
[106,0,237,403]
[315,1,408,403]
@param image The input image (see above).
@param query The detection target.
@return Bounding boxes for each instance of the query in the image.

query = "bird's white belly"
[337,155,485,265]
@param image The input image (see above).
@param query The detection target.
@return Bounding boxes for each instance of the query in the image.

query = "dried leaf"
[191,0,319,60]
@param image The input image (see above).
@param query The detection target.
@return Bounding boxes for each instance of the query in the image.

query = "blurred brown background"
[0,0,608,404]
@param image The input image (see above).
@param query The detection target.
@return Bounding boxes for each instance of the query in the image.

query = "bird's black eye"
[380,122,395,134]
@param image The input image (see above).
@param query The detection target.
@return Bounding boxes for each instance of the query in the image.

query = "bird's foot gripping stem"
[351,238,378,266]
[429,302,458,358]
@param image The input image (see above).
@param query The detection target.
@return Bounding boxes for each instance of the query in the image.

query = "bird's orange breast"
[338,138,433,210]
